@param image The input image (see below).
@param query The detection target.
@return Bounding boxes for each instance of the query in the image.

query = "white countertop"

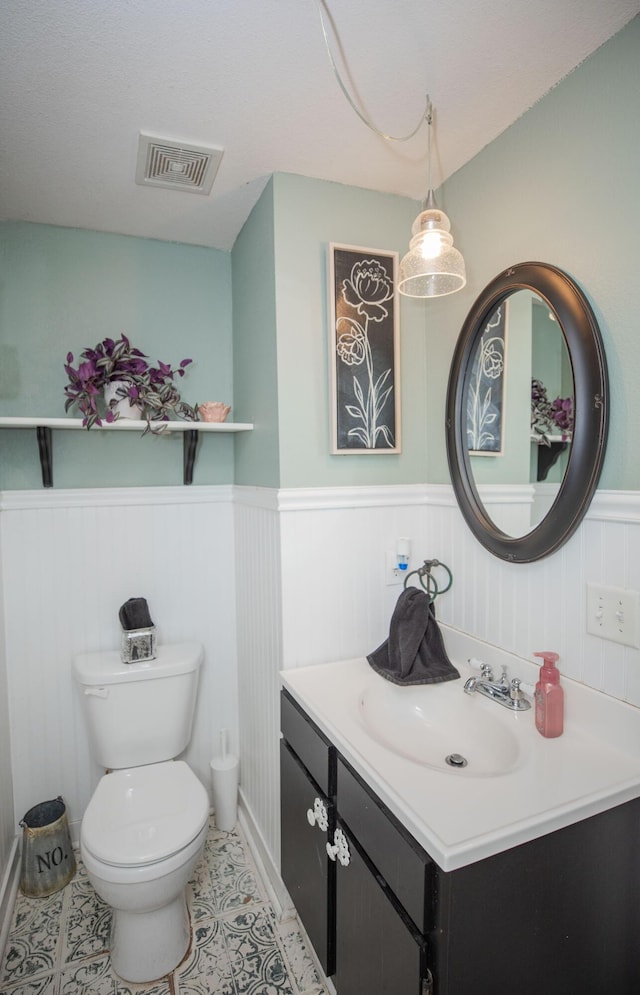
[280,626,640,871]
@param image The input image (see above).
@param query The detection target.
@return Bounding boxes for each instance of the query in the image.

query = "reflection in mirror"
[446,262,608,564]
[463,292,574,538]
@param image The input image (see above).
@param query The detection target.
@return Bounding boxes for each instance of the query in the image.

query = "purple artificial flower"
[63,333,197,430]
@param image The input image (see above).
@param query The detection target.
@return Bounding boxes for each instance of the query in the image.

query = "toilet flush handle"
[84,687,109,698]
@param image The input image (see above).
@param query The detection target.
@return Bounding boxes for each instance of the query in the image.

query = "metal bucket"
[20,796,76,898]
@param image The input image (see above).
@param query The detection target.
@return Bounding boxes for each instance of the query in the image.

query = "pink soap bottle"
[534,651,564,738]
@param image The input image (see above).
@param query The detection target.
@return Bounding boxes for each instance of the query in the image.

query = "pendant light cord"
[425,97,433,191]
[314,0,428,143]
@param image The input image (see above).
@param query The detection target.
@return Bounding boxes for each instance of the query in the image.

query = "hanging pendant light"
[313,6,466,298]
[398,99,466,299]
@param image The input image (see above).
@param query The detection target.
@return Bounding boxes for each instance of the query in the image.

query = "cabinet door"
[280,741,335,976]
[333,822,427,995]
[338,757,432,934]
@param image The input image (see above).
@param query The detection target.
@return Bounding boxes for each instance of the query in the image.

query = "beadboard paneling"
[233,487,282,864]
[0,486,239,832]
[279,490,429,668]
[1,482,638,896]
[255,484,636,881]
[0,520,16,921]
[277,486,640,707]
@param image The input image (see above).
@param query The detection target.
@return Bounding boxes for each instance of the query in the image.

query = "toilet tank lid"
[73,641,203,687]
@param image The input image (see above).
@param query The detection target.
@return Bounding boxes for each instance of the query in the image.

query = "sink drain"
[445,753,468,768]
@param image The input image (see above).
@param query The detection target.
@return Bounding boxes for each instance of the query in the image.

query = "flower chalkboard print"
[329,244,400,454]
[466,302,507,454]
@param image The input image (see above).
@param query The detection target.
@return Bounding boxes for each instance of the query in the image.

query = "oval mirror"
[445,262,609,563]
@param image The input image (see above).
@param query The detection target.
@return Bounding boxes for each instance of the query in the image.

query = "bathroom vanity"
[280,637,640,995]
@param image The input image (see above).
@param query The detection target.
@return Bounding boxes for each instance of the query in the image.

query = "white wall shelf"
[0,416,254,486]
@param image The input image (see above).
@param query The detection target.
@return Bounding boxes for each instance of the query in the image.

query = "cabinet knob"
[306,797,328,832]
[326,827,350,866]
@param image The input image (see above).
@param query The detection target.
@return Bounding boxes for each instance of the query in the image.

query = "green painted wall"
[230,172,431,489]
[1,16,637,493]
[271,173,429,488]
[428,15,640,490]
[232,179,281,488]
[0,223,233,488]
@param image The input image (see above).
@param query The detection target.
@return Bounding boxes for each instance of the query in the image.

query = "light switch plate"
[586,583,640,648]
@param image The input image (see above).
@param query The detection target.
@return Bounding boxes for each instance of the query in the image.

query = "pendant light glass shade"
[398,190,466,298]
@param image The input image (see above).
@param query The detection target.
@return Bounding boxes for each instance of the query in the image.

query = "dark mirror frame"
[445,262,609,563]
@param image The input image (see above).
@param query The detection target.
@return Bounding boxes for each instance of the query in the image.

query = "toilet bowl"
[81,760,210,983]
[73,642,209,983]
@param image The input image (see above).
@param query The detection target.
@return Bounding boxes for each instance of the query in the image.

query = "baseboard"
[237,790,293,919]
[0,836,20,964]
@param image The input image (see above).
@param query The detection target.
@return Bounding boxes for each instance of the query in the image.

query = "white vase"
[104,381,143,421]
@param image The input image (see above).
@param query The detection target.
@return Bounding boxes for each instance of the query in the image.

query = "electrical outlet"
[586,583,640,647]
[385,551,407,586]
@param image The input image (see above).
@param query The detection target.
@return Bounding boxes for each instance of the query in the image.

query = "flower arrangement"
[64,335,198,431]
[531,377,574,445]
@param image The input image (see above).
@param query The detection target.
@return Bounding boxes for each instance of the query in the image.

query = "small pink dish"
[198,402,231,423]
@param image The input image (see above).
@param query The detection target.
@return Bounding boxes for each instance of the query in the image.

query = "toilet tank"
[73,642,203,770]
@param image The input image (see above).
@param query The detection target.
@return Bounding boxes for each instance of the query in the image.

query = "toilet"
[73,642,210,983]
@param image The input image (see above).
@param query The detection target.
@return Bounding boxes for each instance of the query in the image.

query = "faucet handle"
[468,658,494,681]
[509,677,532,711]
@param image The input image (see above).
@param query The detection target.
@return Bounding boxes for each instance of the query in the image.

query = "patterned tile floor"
[0,819,330,995]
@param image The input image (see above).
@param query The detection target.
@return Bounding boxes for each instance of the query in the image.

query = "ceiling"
[1,0,638,253]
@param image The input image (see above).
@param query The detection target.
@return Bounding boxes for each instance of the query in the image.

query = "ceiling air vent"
[135,133,224,195]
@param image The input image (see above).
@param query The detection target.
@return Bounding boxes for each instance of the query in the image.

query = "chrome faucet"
[463,662,531,711]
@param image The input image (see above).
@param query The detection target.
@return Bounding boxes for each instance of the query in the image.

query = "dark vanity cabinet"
[280,690,640,995]
[281,691,432,993]
[280,691,336,976]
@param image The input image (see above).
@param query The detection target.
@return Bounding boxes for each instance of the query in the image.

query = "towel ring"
[403,559,453,601]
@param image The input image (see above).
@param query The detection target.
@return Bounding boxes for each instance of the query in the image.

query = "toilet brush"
[210,730,239,831]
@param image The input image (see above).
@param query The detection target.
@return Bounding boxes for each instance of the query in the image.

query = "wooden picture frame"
[328,243,401,454]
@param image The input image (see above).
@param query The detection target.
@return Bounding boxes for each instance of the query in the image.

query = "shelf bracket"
[183,429,199,485]
[36,426,53,488]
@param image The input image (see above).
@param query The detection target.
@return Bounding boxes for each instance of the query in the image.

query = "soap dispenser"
[533,651,564,738]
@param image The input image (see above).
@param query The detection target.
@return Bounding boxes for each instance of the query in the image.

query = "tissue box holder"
[121,626,156,664]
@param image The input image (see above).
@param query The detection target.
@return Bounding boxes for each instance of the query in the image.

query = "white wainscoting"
[0,521,18,949]
[1,482,639,897]
[278,484,431,668]
[0,486,239,836]
[233,488,282,877]
[276,484,640,700]
[229,483,634,883]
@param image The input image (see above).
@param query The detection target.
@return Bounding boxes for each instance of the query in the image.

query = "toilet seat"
[82,760,209,867]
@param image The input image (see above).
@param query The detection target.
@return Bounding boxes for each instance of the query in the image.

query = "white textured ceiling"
[1,0,638,252]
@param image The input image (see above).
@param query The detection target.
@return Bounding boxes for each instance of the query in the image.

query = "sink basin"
[282,641,640,869]
[358,675,522,776]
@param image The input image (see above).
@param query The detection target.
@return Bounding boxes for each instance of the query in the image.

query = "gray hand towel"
[367,587,460,686]
[119,597,154,631]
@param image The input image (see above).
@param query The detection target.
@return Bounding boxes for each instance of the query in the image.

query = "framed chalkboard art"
[329,244,401,454]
